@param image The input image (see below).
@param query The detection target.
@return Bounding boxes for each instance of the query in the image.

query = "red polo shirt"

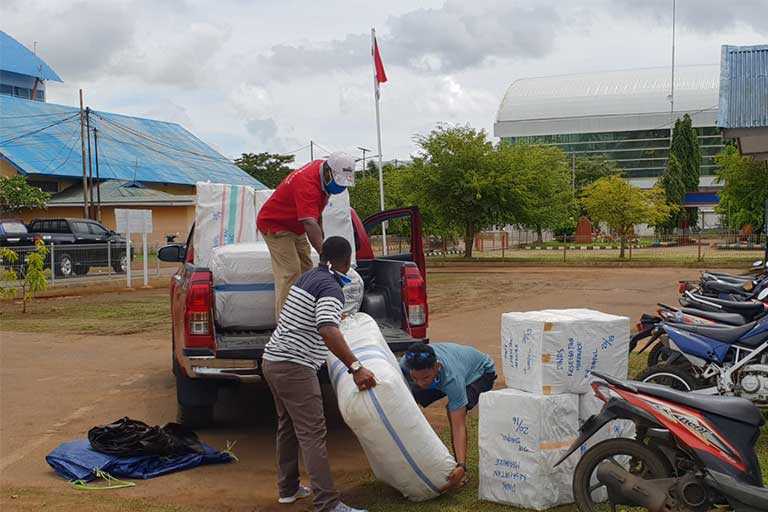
[257,160,328,235]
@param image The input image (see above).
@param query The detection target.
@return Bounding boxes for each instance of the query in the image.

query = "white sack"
[210,242,319,330]
[501,309,629,395]
[194,182,258,268]
[327,313,455,501]
[210,242,275,329]
[479,389,579,510]
[341,268,364,316]
[254,189,274,241]
[322,189,356,265]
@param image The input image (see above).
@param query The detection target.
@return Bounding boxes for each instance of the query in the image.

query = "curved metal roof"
[0,31,62,82]
[496,65,719,123]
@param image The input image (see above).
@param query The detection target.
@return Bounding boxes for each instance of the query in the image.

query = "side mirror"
[758,288,768,301]
[158,244,186,263]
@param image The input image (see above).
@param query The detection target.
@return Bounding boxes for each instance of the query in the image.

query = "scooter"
[638,290,768,404]
[555,371,768,512]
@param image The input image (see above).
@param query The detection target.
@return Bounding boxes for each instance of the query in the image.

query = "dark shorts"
[411,372,497,411]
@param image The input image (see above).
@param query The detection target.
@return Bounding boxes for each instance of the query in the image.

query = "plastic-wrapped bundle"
[194,182,259,268]
[341,268,364,316]
[210,242,276,330]
[322,189,355,265]
[479,389,579,510]
[501,309,629,395]
[327,313,455,501]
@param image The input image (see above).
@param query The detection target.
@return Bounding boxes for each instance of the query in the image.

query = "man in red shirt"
[257,151,355,314]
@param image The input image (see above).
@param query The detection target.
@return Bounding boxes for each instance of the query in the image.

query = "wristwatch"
[347,361,363,374]
[456,462,467,471]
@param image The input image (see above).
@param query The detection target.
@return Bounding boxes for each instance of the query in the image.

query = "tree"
[659,114,701,231]
[0,248,19,300]
[408,125,525,257]
[19,240,49,313]
[574,155,623,190]
[0,176,50,213]
[581,176,674,259]
[715,146,768,232]
[235,152,295,188]
[508,144,575,243]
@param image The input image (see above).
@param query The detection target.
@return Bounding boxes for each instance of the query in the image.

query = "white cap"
[326,151,355,187]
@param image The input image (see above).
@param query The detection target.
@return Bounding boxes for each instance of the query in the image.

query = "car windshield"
[1,221,28,234]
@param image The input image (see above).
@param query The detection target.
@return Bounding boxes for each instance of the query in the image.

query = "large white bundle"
[479,389,579,510]
[501,309,629,395]
[210,242,276,329]
[194,182,259,268]
[322,189,356,265]
[327,314,455,501]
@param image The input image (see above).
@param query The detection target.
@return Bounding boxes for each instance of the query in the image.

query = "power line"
[0,113,79,146]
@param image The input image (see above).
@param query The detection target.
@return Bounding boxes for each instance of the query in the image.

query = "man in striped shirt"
[263,236,376,512]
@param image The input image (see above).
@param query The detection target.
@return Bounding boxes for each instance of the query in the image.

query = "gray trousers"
[263,359,340,512]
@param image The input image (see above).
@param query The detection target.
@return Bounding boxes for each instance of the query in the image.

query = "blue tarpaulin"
[46,439,233,481]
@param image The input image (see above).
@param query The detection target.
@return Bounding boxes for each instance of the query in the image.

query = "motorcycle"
[638,290,768,404]
[679,261,768,300]
[555,371,768,512]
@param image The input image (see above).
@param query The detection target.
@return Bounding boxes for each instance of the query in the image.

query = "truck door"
[357,207,425,279]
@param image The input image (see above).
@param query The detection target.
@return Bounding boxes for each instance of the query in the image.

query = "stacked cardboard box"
[479,309,631,510]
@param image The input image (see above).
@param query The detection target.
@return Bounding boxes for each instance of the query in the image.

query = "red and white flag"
[372,34,387,85]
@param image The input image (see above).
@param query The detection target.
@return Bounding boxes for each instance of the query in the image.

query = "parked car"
[27,218,130,277]
[0,219,34,248]
[158,206,430,427]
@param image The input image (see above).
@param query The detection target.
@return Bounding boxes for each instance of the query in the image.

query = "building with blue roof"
[718,44,768,161]
[1,31,264,244]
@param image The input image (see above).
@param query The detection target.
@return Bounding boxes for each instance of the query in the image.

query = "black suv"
[0,219,34,248]
[27,218,130,277]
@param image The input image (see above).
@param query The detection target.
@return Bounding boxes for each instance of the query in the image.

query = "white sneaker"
[330,502,368,512]
[278,485,311,504]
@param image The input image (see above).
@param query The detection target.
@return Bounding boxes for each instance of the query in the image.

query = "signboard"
[115,209,153,234]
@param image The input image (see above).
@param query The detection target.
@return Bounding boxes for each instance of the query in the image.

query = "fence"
[427,230,767,264]
[0,242,178,289]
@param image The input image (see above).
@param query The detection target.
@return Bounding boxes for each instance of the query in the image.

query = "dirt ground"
[0,266,707,511]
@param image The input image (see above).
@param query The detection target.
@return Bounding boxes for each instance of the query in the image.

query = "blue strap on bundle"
[46,439,233,482]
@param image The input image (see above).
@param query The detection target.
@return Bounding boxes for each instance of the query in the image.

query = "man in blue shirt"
[400,342,496,490]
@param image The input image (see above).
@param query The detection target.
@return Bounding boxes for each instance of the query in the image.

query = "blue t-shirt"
[400,343,496,411]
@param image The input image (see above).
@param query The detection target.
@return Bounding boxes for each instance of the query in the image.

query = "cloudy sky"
[2,0,767,164]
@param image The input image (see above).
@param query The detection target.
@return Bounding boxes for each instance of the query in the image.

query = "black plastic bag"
[88,417,204,457]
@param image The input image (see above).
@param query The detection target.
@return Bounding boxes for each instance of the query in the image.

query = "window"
[88,223,108,235]
[57,220,71,233]
[13,86,31,99]
[27,181,58,193]
[0,221,28,234]
[34,90,44,102]
[0,84,13,96]
[72,221,91,234]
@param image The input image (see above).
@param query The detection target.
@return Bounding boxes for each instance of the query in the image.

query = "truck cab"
[158,206,428,426]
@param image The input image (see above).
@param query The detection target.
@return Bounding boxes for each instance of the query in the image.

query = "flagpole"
[371,27,387,255]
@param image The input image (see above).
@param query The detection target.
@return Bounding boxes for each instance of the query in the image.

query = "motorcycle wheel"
[573,438,672,512]
[647,343,685,367]
[637,363,701,392]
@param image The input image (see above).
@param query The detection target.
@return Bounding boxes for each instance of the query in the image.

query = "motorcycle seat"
[679,308,747,326]
[665,321,757,343]
[683,294,765,315]
[633,381,765,427]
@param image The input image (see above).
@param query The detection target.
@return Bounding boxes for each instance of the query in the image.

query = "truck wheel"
[175,370,218,428]
[56,254,75,277]
[112,255,128,274]
[177,404,214,428]
[74,265,90,276]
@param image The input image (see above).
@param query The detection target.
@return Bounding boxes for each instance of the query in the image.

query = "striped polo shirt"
[263,265,344,370]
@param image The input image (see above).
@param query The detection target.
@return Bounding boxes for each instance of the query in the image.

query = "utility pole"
[85,107,95,218]
[357,146,371,175]
[668,0,676,144]
[310,140,314,160]
[79,89,90,219]
[93,128,102,221]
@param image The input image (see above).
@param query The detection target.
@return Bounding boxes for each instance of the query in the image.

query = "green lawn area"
[0,290,169,335]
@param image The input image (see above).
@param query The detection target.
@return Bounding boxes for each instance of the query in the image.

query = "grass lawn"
[0,290,169,335]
